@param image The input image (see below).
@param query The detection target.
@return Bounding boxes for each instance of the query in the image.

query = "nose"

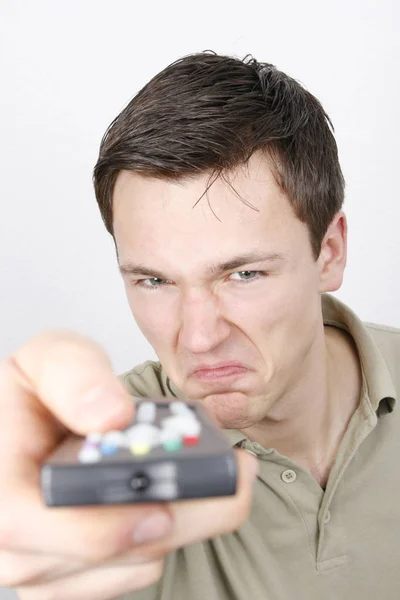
[178,287,230,354]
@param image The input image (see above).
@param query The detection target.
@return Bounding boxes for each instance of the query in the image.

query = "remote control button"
[136,401,156,424]
[183,435,200,446]
[130,443,151,456]
[82,441,98,449]
[151,481,178,500]
[125,424,161,446]
[160,428,182,451]
[78,445,101,463]
[160,427,181,442]
[102,430,126,447]
[86,432,102,444]
[164,438,182,451]
[148,462,177,478]
[170,401,194,417]
[100,442,119,456]
[130,471,151,492]
[162,415,201,437]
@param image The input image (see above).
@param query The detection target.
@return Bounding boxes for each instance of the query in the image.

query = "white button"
[136,401,156,423]
[162,415,201,436]
[281,469,297,483]
[170,402,194,417]
[324,510,331,524]
[160,428,181,444]
[78,446,101,463]
[125,423,161,446]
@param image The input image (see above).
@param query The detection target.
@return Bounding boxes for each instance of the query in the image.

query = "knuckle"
[127,543,168,564]
[73,529,123,564]
[70,541,106,564]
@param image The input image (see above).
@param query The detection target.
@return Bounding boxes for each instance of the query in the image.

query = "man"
[0,52,399,600]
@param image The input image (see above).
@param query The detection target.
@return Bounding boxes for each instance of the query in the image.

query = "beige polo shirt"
[119,294,400,600]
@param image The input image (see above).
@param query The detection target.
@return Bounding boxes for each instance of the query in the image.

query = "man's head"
[94,51,345,259]
[93,52,347,429]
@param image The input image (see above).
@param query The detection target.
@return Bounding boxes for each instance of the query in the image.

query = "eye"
[136,277,168,289]
[229,270,263,283]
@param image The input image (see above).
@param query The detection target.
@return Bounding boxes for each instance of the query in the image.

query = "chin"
[202,391,257,429]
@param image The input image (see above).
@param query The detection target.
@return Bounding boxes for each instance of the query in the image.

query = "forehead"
[112,153,307,267]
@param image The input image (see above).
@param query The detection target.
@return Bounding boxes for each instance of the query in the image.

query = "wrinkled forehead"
[112,157,306,271]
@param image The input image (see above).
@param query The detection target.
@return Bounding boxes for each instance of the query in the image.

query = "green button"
[164,438,182,451]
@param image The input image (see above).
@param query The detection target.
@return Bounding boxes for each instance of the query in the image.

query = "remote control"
[41,399,237,506]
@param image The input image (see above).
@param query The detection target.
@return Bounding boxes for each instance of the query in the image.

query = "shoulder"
[365,321,400,393]
[365,321,400,353]
[118,360,167,397]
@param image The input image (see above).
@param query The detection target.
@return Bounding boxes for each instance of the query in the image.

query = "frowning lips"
[189,362,250,380]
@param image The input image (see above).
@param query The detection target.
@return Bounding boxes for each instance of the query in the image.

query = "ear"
[317,211,347,292]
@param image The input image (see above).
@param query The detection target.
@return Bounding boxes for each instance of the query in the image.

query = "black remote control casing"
[41,400,237,506]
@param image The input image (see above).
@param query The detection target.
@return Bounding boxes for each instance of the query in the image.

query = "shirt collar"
[321,294,397,414]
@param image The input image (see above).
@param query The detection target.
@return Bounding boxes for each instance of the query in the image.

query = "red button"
[183,435,199,446]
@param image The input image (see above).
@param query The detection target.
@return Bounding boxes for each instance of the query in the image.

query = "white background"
[0,0,399,596]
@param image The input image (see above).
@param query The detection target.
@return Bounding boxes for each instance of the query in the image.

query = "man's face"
[113,153,333,429]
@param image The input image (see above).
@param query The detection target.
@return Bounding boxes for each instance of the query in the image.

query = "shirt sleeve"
[118,360,167,398]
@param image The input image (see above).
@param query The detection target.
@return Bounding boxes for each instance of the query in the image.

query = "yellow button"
[130,443,151,456]
[281,469,297,483]
[324,510,331,524]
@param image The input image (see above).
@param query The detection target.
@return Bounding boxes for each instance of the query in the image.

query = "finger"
[17,559,164,600]
[110,449,258,563]
[0,335,173,560]
[0,542,158,589]
[0,550,84,588]
[171,449,258,541]
[0,480,173,560]
[1,331,134,443]
[0,330,256,566]
[1,449,255,562]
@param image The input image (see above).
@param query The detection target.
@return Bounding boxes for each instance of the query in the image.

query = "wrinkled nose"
[178,288,230,354]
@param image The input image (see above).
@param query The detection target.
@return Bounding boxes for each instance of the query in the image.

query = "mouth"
[190,362,249,382]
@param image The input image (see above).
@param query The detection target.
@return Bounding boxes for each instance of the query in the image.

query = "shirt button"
[324,510,331,524]
[281,469,297,483]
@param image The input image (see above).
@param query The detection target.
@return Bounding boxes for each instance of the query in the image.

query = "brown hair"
[93,51,345,258]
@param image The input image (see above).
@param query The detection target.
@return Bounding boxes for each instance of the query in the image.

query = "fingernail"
[79,383,131,428]
[132,513,173,544]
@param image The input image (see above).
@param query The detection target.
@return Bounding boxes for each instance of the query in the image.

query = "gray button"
[281,469,297,483]
[324,510,331,524]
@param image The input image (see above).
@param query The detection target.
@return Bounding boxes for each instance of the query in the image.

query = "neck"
[242,324,362,488]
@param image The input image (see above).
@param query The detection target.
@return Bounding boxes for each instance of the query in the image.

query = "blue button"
[101,442,118,456]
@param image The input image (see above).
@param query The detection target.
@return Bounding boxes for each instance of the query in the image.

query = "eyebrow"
[118,252,288,280]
